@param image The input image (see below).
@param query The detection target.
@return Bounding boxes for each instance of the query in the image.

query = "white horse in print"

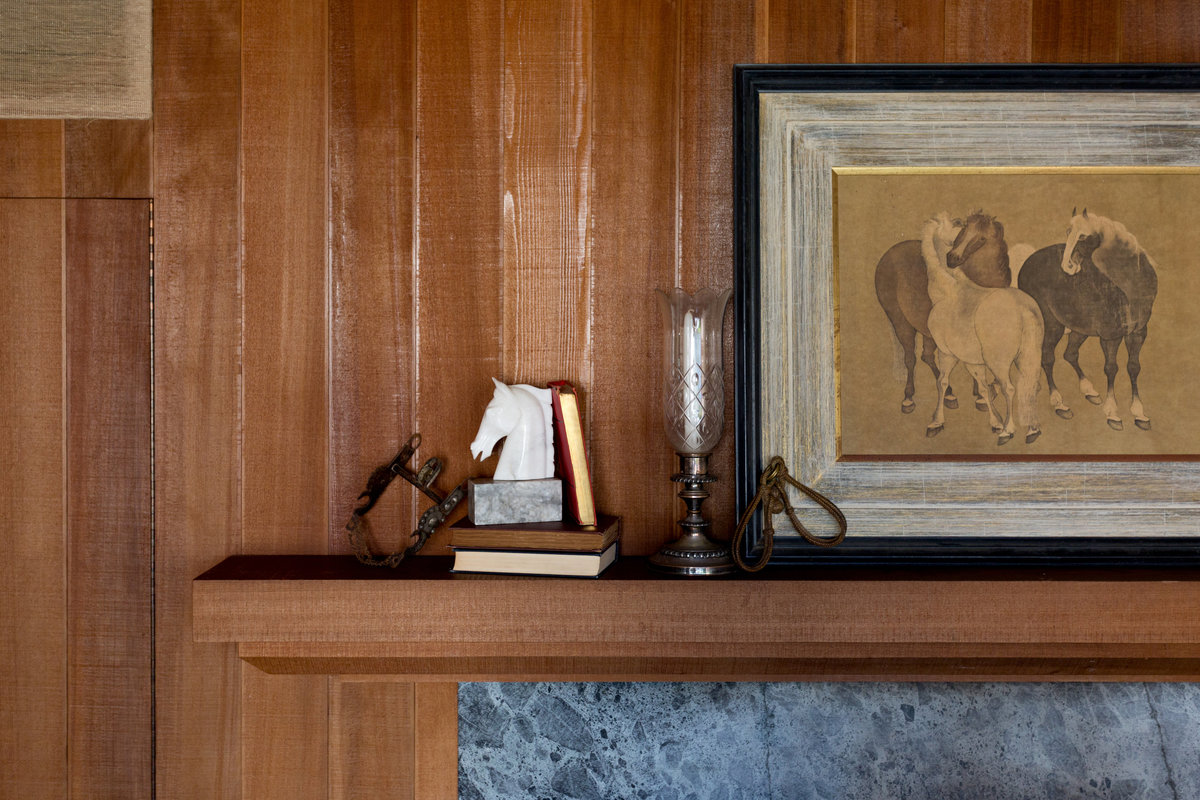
[923,211,1045,446]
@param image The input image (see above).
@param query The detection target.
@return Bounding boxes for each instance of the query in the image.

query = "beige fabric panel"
[0,0,151,118]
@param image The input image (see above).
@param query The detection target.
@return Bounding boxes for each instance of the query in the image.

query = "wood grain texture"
[193,558,1200,646]
[242,0,329,555]
[152,0,244,795]
[1122,0,1200,61]
[501,0,591,384]
[242,671,329,800]
[855,0,946,62]
[241,639,1200,682]
[945,0,1032,61]
[329,0,417,553]
[680,0,757,545]
[0,121,62,196]
[414,0,504,552]
[0,200,66,800]
[413,683,458,800]
[15,3,1198,797]
[64,120,153,198]
[241,0,330,797]
[194,556,1200,680]
[330,680,415,800]
[763,0,854,62]
[1032,0,1121,61]
[66,200,152,799]
[589,0,678,556]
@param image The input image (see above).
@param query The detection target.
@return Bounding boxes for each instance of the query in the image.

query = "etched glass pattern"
[657,287,732,454]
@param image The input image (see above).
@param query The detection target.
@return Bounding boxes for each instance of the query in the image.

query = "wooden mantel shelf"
[193,556,1200,681]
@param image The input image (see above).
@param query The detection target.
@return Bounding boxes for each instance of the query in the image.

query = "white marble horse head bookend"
[469,378,555,480]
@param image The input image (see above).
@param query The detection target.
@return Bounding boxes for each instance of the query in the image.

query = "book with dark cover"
[548,380,597,525]
[451,542,618,577]
[449,514,619,553]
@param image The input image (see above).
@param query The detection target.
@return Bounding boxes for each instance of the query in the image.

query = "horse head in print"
[1018,208,1158,431]
[469,378,555,480]
[946,211,1011,285]
[925,211,1045,446]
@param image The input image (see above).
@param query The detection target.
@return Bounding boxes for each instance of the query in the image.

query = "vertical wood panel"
[0,122,63,197]
[680,0,757,547]
[415,0,504,552]
[1122,0,1200,61]
[64,120,153,198]
[763,0,854,62]
[242,671,329,800]
[0,200,66,800]
[501,0,592,384]
[1032,0,1121,61]
[856,0,946,62]
[330,680,415,800]
[153,0,244,795]
[66,199,152,799]
[413,683,459,800]
[242,0,330,796]
[242,0,329,556]
[945,0,1032,61]
[329,0,417,553]
[590,0,679,555]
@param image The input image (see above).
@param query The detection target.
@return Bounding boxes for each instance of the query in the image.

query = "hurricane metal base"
[649,454,737,576]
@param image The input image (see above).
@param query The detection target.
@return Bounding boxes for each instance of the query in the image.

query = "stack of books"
[449,514,620,577]
[452,379,619,576]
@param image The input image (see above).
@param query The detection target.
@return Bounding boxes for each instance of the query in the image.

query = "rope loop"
[730,456,847,572]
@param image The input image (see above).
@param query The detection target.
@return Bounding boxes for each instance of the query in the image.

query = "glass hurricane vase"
[650,287,736,576]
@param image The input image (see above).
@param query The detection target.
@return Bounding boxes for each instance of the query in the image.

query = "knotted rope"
[730,456,846,572]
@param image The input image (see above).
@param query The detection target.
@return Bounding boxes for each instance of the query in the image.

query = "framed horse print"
[734,64,1200,566]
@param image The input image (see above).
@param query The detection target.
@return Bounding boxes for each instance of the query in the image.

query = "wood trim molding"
[195,556,1200,681]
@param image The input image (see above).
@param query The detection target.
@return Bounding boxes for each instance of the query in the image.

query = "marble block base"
[468,478,563,525]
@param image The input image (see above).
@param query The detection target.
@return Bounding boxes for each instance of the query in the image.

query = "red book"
[548,380,597,526]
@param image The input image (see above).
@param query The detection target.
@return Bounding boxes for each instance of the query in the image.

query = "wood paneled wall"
[3,0,1200,798]
[1,193,152,797]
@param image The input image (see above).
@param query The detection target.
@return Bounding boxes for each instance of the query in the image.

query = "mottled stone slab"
[459,682,769,800]
[467,478,562,525]
[766,683,1180,800]
[459,681,1200,800]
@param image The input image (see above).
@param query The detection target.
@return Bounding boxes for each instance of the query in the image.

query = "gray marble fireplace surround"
[459,681,1200,799]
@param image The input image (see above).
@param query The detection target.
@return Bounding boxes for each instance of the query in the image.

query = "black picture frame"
[733,64,1200,567]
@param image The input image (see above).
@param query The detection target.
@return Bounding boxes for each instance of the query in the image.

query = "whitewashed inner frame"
[757,91,1200,539]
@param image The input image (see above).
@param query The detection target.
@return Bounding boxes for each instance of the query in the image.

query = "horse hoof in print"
[921,211,1044,446]
[1017,208,1157,435]
[926,423,944,438]
[1025,427,1042,445]
[901,399,916,414]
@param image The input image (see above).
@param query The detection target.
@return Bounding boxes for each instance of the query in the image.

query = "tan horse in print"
[924,212,1045,446]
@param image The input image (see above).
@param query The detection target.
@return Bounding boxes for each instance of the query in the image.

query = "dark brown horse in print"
[1017,209,1158,431]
